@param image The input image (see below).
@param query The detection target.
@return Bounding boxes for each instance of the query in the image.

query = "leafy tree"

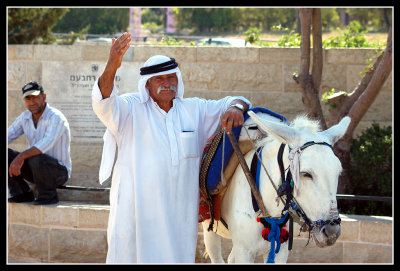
[292,8,392,195]
[323,21,386,48]
[321,8,341,30]
[8,8,68,44]
[53,8,129,35]
[142,8,163,26]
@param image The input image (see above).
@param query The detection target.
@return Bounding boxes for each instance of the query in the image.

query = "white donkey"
[202,112,351,263]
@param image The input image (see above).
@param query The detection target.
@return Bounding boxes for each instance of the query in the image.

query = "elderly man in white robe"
[92,32,251,263]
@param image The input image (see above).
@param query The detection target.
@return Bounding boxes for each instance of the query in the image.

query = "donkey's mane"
[290,114,322,133]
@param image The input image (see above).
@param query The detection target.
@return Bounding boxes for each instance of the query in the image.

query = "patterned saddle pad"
[198,107,288,223]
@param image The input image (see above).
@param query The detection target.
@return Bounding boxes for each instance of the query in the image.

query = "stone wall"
[8,44,392,193]
[7,202,392,263]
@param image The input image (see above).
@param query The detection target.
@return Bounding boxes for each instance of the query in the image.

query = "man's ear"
[145,78,152,91]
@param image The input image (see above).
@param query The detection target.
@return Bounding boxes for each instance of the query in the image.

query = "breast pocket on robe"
[180,131,199,159]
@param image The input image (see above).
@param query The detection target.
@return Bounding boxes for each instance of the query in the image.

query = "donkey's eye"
[301,172,313,179]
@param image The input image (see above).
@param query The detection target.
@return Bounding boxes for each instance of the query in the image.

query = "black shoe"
[8,191,35,203]
[33,195,59,205]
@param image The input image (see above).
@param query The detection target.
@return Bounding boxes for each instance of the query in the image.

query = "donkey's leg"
[227,247,235,263]
[231,244,256,263]
[202,221,225,263]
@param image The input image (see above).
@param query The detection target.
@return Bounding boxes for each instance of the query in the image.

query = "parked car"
[87,37,113,42]
[197,38,251,47]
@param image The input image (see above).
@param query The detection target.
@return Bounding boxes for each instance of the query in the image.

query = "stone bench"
[8,201,392,263]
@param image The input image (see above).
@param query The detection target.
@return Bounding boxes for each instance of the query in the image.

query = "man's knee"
[8,148,19,163]
[26,155,45,169]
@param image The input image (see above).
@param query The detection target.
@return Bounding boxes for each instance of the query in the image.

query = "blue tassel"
[265,213,289,263]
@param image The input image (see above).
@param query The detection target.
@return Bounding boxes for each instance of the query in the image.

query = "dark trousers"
[8,148,68,200]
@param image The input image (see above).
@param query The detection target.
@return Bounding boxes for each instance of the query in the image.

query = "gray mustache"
[157,85,177,94]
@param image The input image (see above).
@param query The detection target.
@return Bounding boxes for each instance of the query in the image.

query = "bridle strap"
[277,143,286,193]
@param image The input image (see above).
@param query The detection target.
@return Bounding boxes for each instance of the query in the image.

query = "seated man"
[8,81,71,205]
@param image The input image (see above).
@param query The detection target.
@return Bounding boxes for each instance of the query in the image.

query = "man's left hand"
[9,155,24,177]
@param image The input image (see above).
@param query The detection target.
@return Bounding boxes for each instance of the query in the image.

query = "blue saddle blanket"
[205,107,289,192]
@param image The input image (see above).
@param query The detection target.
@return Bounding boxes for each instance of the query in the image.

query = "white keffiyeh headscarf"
[137,55,184,103]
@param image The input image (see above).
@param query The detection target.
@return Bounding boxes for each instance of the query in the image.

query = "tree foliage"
[52,8,129,35]
[174,8,298,34]
[8,8,68,44]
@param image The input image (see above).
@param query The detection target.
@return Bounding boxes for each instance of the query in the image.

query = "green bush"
[323,20,386,48]
[344,123,392,216]
[244,27,261,45]
[272,24,301,47]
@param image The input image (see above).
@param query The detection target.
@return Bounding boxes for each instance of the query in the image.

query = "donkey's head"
[248,112,351,247]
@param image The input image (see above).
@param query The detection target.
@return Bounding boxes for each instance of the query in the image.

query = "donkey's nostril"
[322,227,328,237]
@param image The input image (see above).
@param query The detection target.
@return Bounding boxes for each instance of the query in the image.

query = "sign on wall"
[43,62,140,143]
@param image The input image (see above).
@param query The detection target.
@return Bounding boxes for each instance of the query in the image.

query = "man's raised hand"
[108,32,132,70]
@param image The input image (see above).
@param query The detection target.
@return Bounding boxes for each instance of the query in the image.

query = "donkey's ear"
[248,111,299,144]
[319,116,351,145]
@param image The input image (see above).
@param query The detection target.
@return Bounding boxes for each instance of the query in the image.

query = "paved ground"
[8,258,33,264]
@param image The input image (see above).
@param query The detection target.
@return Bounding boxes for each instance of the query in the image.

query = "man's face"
[24,93,46,115]
[146,73,178,104]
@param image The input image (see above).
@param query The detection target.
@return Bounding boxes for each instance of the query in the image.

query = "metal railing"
[336,194,392,202]
[57,185,392,202]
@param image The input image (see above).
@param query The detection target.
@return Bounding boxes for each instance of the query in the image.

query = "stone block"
[78,208,109,229]
[133,45,196,63]
[33,45,82,61]
[197,47,259,63]
[340,220,360,242]
[359,220,392,244]
[41,205,78,228]
[320,63,348,93]
[70,143,103,175]
[57,189,109,204]
[260,47,300,64]
[215,63,282,92]
[8,45,34,60]
[7,90,27,120]
[8,224,49,262]
[346,64,368,91]
[180,62,217,88]
[346,64,391,94]
[49,228,107,263]
[362,92,393,122]
[8,62,26,90]
[26,62,43,84]
[9,203,41,226]
[381,71,392,93]
[250,91,304,119]
[325,48,377,65]
[282,64,300,93]
[81,45,111,62]
[287,238,343,263]
[342,242,392,263]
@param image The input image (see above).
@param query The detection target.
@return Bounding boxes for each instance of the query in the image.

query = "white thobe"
[92,81,251,263]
